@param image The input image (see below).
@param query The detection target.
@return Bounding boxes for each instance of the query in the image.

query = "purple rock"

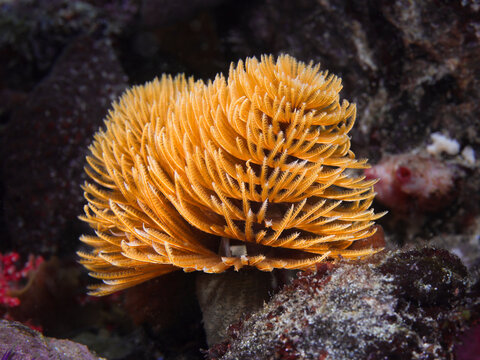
[0,320,103,360]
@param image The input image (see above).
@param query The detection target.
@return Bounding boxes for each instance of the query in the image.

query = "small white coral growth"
[427,133,460,156]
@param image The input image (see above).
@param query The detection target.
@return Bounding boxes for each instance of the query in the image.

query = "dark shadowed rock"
[2,36,128,254]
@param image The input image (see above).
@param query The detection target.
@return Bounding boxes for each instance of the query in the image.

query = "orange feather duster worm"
[78,55,384,295]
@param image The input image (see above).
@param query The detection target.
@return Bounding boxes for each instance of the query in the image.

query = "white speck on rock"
[461,146,475,165]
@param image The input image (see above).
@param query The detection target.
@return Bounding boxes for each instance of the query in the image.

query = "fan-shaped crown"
[79,55,384,295]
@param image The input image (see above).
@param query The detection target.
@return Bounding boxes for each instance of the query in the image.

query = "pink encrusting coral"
[0,252,44,309]
[364,154,455,213]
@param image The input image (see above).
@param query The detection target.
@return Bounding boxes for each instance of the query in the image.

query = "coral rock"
[207,248,479,360]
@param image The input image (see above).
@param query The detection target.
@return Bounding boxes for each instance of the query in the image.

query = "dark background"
[1,1,479,359]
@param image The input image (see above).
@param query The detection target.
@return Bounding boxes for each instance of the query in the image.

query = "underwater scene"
[0,1,479,359]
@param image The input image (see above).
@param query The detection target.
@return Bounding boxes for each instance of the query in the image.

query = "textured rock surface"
[225,0,480,156]
[455,322,480,360]
[207,248,479,360]
[0,319,103,360]
[241,0,477,225]
[222,0,480,254]
[1,0,478,260]
[0,0,137,90]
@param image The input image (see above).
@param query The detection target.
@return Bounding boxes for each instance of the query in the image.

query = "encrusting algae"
[78,54,385,296]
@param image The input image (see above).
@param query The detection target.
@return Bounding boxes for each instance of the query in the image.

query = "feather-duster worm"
[78,55,385,295]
